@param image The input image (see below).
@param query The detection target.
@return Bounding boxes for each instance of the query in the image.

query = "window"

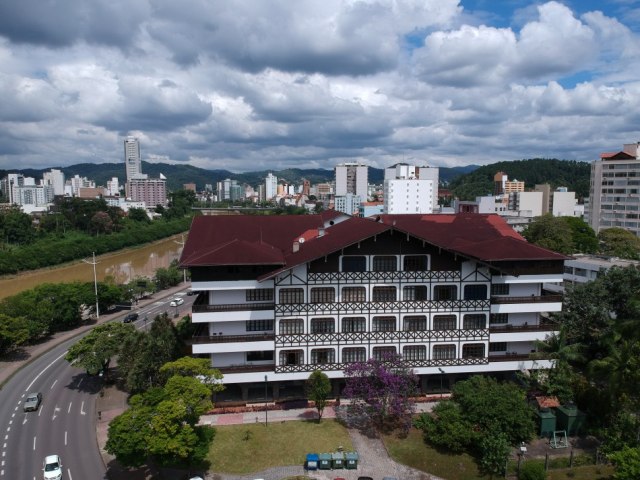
[462,343,485,358]
[310,348,335,364]
[342,347,366,363]
[403,345,427,361]
[403,255,429,271]
[279,318,304,334]
[433,315,456,330]
[310,287,335,303]
[403,285,428,301]
[279,288,304,304]
[342,287,366,302]
[246,320,274,331]
[464,284,487,300]
[372,316,396,331]
[490,313,508,324]
[372,346,396,360]
[433,344,456,360]
[311,317,335,333]
[489,342,507,352]
[342,316,366,332]
[434,285,457,301]
[246,288,274,301]
[403,315,427,331]
[279,349,303,365]
[372,286,396,302]
[491,284,509,296]
[372,255,397,272]
[462,314,486,330]
[247,351,274,361]
[342,256,366,272]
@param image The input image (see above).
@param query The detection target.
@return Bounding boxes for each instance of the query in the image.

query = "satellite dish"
[298,237,305,243]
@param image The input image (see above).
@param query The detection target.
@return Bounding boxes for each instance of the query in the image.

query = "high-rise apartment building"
[335,163,368,198]
[1,173,25,204]
[42,169,65,196]
[265,173,278,200]
[127,178,167,208]
[494,172,524,195]
[588,143,640,236]
[383,163,439,214]
[124,136,142,182]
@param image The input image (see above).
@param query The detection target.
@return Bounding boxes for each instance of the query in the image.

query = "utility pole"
[82,252,100,319]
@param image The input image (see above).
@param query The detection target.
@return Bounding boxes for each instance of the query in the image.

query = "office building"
[265,173,278,200]
[181,213,565,399]
[124,136,142,182]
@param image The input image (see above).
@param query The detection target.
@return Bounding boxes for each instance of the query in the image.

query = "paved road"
[0,284,193,480]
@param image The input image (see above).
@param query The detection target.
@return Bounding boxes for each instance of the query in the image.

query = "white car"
[169,297,184,307]
[43,455,62,480]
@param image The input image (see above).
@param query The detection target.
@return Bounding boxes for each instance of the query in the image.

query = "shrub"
[519,460,546,480]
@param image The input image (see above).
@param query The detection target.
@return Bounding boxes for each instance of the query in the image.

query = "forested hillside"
[448,159,591,201]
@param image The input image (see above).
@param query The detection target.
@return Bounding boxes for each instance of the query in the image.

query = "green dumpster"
[332,451,345,469]
[318,453,332,470]
[345,452,358,469]
[537,408,556,438]
[555,403,586,435]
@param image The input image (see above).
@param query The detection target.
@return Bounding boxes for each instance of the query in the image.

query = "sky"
[1,0,640,173]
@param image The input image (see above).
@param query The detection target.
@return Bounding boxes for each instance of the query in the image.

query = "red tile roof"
[600,151,635,160]
[180,213,567,273]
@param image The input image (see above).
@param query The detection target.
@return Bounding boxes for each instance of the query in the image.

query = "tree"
[65,322,137,375]
[306,370,331,421]
[342,353,418,432]
[478,433,510,478]
[521,214,573,254]
[0,314,30,354]
[159,356,224,389]
[562,216,598,253]
[0,207,36,244]
[413,401,475,453]
[599,228,640,260]
[609,446,640,480]
[163,375,213,425]
[127,207,150,223]
[519,461,546,480]
[105,406,152,467]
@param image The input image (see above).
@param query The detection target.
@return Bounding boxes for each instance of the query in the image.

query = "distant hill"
[448,159,591,201]
[1,162,480,192]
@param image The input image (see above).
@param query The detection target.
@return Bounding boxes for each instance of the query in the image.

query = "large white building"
[265,173,278,201]
[181,212,565,400]
[588,143,640,236]
[335,163,368,198]
[124,136,142,182]
[383,164,438,214]
[42,169,65,196]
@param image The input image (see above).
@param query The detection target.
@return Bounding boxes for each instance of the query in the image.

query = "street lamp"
[438,367,445,399]
[264,375,268,427]
[82,252,100,319]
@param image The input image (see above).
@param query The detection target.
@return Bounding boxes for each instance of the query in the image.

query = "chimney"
[292,241,300,253]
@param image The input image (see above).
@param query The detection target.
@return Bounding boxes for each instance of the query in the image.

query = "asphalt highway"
[0,289,195,480]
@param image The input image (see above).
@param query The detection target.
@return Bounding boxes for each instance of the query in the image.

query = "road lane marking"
[26,351,67,391]
[50,379,58,390]
[5,428,9,433]
[38,405,43,417]
[64,431,67,446]
[22,417,27,425]
[80,401,86,415]
[52,406,60,421]
[10,414,13,418]
[67,403,72,414]
[33,436,36,450]
[77,378,83,388]
[67,467,72,480]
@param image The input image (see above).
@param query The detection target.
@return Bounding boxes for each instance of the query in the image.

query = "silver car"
[24,392,42,412]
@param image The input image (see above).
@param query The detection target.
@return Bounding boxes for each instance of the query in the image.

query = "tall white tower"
[124,136,142,182]
[335,163,368,198]
[265,172,278,200]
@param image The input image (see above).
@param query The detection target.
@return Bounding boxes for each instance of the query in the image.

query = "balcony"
[218,364,274,374]
[276,299,490,315]
[489,322,558,333]
[192,302,274,313]
[189,333,275,344]
[489,353,541,362]
[491,295,562,304]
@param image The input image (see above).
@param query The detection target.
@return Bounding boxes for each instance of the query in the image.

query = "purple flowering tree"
[342,353,418,433]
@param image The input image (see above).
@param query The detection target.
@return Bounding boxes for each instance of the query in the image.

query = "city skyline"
[1,1,639,172]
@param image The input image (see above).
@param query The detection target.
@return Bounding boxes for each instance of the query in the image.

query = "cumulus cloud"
[0,1,639,171]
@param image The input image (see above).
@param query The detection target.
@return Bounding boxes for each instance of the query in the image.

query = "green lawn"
[383,428,487,480]
[207,420,353,474]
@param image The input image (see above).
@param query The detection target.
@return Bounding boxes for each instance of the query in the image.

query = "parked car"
[169,297,184,307]
[123,312,139,323]
[43,455,63,480]
[23,392,42,412]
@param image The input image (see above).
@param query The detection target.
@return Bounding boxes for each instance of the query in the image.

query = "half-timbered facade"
[181,212,566,399]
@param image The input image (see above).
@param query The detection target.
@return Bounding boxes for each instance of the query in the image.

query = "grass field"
[207,420,353,474]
